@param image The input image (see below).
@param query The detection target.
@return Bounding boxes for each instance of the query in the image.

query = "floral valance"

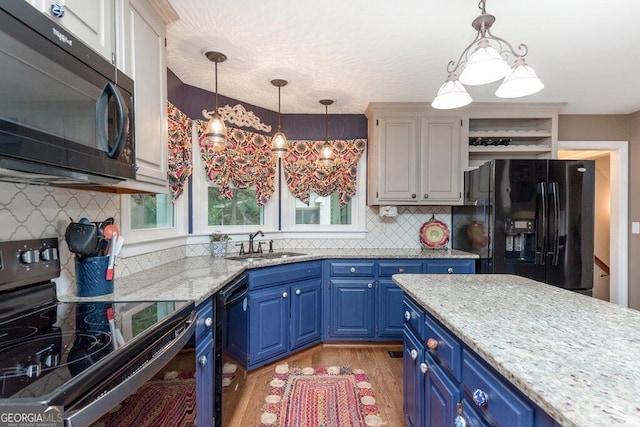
[197,122,277,205]
[282,139,366,205]
[167,102,193,202]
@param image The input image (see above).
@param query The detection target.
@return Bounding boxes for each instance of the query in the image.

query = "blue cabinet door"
[403,329,424,427]
[329,279,375,337]
[290,279,322,350]
[378,279,405,338]
[249,286,289,366]
[195,300,214,427]
[425,353,460,427]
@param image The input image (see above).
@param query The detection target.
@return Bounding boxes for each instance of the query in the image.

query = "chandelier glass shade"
[270,79,288,158]
[317,99,335,169]
[202,51,227,152]
[432,0,543,109]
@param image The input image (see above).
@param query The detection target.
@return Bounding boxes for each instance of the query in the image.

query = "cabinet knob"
[204,317,213,328]
[404,311,411,321]
[411,194,417,199]
[295,289,301,295]
[455,403,468,427]
[424,194,429,199]
[472,389,489,407]
[447,267,454,274]
[282,292,288,299]
[367,283,373,289]
[410,349,418,360]
[420,362,428,374]
[350,267,356,273]
[398,267,405,273]
[198,355,208,366]
[50,3,65,18]
[426,338,438,351]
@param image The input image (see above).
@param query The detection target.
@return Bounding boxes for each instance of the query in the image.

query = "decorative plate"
[420,219,450,248]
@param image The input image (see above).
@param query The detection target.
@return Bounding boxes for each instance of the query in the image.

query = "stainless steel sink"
[225,252,307,261]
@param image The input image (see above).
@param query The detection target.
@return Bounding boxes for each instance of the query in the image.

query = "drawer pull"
[410,349,418,360]
[426,338,438,351]
[404,311,411,321]
[447,267,454,274]
[198,355,208,366]
[398,267,405,273]
[204,317,213,328]
[350,267,356,273]
[472,389,489,407]
[420,362,428,374]
[295,289,301,295]
[367,283,373,289]
[282,292,288,299]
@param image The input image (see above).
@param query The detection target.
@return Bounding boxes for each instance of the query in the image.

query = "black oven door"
[0,2,135,183]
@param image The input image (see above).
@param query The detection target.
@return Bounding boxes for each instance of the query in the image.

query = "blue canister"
[75,256,113,297]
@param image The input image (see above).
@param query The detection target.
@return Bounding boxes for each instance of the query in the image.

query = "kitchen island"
[392,273,640,426]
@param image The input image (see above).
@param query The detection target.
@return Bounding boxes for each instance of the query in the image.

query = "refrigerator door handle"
[536,181,547,266]
[550,181,560,266]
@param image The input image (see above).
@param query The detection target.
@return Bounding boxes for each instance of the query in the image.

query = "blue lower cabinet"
[425,353,460,427]
[290,279,322,350]
[403,329,424,427]
[378,279,405,338]
[425,259,475,274]
[329,279,375,338]
[249,285,289,366]
[195,300,214,427]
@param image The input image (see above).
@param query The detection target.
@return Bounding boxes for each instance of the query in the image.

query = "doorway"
[558,141,629,307]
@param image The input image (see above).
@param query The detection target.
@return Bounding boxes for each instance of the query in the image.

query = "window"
[130,194,174,229]
[295,192,351,225]
[208,187,263,226]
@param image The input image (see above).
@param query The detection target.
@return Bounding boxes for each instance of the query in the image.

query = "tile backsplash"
[1,183,450,295]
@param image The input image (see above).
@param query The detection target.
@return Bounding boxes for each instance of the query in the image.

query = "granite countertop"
[392,273,640,427]
[59,248,476,304]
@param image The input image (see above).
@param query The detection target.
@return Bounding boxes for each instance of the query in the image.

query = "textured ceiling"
[166,0,640,115]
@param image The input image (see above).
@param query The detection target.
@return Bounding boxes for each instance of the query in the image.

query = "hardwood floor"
[225,342,405,426]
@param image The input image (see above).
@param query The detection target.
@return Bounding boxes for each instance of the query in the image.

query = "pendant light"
[317,99,335,169]
[432,0,543,109]
[270,79,288,158]
[202,51,227,152]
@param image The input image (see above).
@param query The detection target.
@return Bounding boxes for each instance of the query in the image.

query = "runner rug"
[259,364,386,427]
[91,371,196,427]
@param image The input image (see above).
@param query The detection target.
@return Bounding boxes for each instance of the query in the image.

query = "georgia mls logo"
[0,405,63,427]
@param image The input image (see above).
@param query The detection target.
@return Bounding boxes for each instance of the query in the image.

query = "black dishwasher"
[215,274,248,426]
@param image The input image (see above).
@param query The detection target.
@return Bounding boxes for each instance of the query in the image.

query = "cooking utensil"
[103,224,118,239]
[114,236,125,258]
[420,215,450,248]
[106,231,117,280]
[65,222,100,257]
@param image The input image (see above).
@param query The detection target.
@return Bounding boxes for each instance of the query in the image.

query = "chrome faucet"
[247,230,264,254]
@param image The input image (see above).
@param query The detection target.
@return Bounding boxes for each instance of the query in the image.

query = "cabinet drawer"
[403,296,424,340]
[425,259,475,274]
[378,261,423,276]
[424,314,461,381]
[329,261,375,277]
[249,261,321,290]
[461,349,534,427]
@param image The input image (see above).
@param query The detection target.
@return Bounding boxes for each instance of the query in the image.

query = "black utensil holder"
[76,256,113,297]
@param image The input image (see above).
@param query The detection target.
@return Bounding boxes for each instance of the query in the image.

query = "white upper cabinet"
[366,103,464,206]
[25,0,115,62]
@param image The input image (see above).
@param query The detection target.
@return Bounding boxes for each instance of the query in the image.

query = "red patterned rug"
[260,364,385,427]
[91,371,196,427]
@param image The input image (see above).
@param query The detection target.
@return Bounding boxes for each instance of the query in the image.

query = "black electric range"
[0,238,196,426]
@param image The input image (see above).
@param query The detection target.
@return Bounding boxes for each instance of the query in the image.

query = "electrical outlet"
[632,222,640,234]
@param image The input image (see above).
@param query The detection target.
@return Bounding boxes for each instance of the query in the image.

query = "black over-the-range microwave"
[0,1,135,186]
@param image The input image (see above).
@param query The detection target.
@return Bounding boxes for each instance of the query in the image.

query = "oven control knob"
[40,247,59,261]
[204,317,213,328]
[26,363,42,378]
[20,249,39,264]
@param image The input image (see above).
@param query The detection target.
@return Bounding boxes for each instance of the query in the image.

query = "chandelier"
[270,79,288,157]
[201,51,228,151]
[432,0,544,109]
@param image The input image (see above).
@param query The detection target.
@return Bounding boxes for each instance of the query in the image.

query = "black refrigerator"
[452,159,595,295]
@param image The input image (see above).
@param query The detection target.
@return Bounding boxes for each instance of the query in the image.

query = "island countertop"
[392,273,640,427]
[59,248,476,304]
